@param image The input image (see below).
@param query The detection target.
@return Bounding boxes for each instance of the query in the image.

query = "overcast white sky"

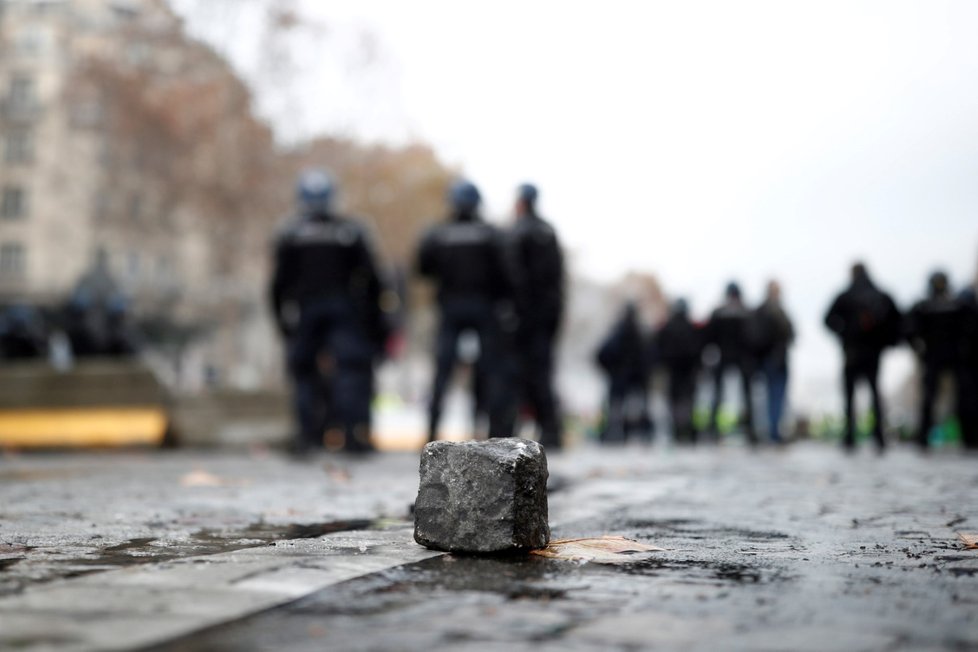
[173,0,978,413]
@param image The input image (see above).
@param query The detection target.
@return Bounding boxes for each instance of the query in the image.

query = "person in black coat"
[507,183,565,449]
[270,170,386,455]
[705,282,756,443]
[824,262,902,451]
[957,283,978,450]
[906,271,967,449]
[596,302,653,444]
[656,298,703,444]
[752,281,795,443]
[416,180,514,442]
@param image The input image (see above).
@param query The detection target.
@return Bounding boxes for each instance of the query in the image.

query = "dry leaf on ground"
[531,535,665,563]
[180,470,229,487]
[957,532,978,550]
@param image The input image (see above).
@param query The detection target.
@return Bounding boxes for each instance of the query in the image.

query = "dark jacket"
[706,301,751,365]
[657,313,703,372]
[270,211,384,337]
[751,300,795,370]
[907,294,966,366]
[824,277,901,356]
[507,213,564,333]
[596,307,649,385]
[416,211,512,305]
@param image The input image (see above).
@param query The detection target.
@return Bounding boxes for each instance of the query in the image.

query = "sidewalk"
[0,443,976,650]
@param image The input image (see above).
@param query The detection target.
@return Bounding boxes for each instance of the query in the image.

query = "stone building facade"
[0,0,282,390]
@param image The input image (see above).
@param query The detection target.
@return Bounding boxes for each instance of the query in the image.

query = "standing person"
[705,282,756,444]
[507,183,565,449]
[270,170,386,455]
[751,281,795,444]
[906,271,965,449]
[656,298,704,444]
[824,262,902,452]
[416,180,513,442]
[958,281,978,450]
[596,302,653,444]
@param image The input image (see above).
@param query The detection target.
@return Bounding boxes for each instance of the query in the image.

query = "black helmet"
[448,179,481,212]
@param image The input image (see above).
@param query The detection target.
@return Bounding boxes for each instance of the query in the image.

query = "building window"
[3,129,34,165]
[1,187,28,220]
[8,75,36,109]
[0,243,26,279]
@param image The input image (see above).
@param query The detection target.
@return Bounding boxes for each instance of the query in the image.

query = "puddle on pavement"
[0,518,377,596]
[622,518,791,541]
[613,557,790,585]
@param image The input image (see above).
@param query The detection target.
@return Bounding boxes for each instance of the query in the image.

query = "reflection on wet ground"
[0,520,375,596]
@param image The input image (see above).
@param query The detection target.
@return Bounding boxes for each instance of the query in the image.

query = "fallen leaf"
[180,470,227,487]
[958,533,978,550]
[531,535,664,563]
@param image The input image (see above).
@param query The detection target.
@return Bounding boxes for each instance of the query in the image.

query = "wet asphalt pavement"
[1,442,977,651]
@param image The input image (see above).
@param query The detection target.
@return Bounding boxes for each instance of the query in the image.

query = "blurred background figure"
[270,170,385,455]
[656,298,703,445]
[957,271,978,450]
[705,282,756,444]
[507,183,565,449]
[63,250,135,359]
[0,304,47,361]
[595,302,653,444]
[906,271,965,450]
[751,281,795,444]
[824,263,902,452]
[416,180,513,442]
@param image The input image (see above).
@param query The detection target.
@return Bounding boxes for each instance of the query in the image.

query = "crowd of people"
[270,169,978,455]
[595,262,978,453]
[594,280,795,447]
[826,263,978,451]
[269,172,565,455]
[0,253,137,363]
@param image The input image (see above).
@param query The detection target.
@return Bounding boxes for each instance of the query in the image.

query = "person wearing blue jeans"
[753,281,795,443]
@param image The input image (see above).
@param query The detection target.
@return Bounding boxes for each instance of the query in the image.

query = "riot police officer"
[416,180,513,442]
[824,263,902,452]
[507,183,565,449]
[907,271,966,449]
[270,170,385,455]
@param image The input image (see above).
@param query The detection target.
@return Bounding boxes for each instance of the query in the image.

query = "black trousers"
[668,364,699,444]
[428,298,509,441]
[516,324,562,448]
[957,362,978,450]
[843,351,884,449]
[288,298,373,452]
[709,358,755,442]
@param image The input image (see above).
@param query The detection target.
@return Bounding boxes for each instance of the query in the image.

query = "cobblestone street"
[1,443,976,651]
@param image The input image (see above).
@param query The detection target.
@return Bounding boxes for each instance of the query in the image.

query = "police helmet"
[448,179,481,212]
[296,169,335,214]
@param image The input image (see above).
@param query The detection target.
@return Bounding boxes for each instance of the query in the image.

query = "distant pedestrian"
[0,304,47,361]
[751,281,795,443]
[824,263,902,452]
[506,183,565,449]
[706,282,756,444]
[416,180,514,442]
[656,299,704,444]
[957,282,978,450]
[270,170,386,455]
[906,271,967,449]
[596,302,653,444]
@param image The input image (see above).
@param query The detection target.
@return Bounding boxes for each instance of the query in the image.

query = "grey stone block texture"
[414,439,551,553]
